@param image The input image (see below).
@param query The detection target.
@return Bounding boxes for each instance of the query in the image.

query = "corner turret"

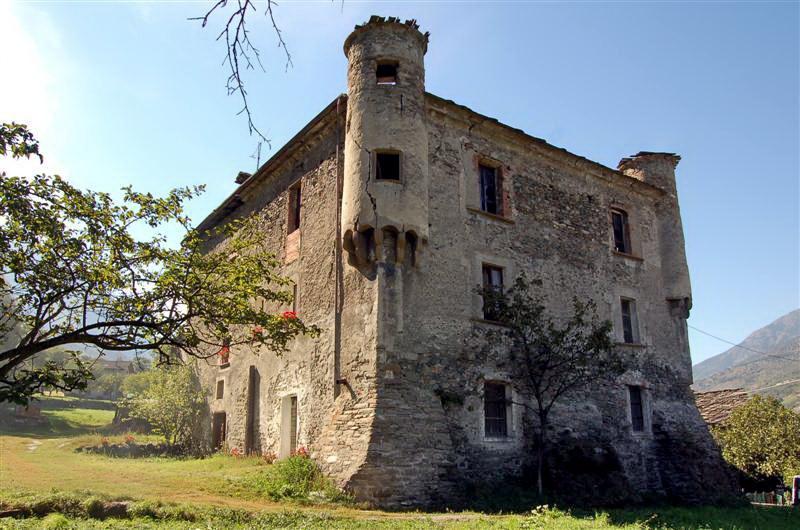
[341,17,430,268]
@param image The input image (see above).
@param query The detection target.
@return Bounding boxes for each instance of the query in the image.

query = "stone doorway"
[212,412,226,450]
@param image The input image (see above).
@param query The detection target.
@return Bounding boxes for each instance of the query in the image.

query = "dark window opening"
[291,283,298,313]
[375,152,400,180]
[288,183,302,233]
[621,298,636,344]
[376,62,398,85]
[215,380,224,400]
[611,208,631,254]
[481,264,504,321]
[484,382,509,437]
[629,386,645,432]
[479,164,500,215]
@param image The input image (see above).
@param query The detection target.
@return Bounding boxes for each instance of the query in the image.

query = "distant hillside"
[693,309,800,412]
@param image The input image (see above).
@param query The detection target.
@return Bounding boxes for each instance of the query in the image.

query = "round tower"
[341,17,430,267]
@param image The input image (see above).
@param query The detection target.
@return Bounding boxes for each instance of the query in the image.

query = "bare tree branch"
[190,0,293,147]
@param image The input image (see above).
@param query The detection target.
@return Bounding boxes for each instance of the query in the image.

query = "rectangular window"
[479,164,500,215]
[376,62,398,85]
[291,283,298,313]
[481,264,504,321]
[611,208,631,254]
[484,382,509,437]
[629,386,645,432]
[375,152,400,180]
[215,380,224,399]
[620,298,638,344]
[288,183,301,234]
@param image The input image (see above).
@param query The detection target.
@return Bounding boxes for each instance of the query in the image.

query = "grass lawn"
[1,398,798,529]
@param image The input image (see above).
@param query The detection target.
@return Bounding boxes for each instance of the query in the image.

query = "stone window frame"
[608,202,643,260]
[477,375,524,444]
[618,296,641,345]
[483,380,512,440]
[466,155,513,223]
[471,254,515,324]
[619,376,653,437]
[611,288,645,347]
[372,149,403,183]
[215,378,225,400]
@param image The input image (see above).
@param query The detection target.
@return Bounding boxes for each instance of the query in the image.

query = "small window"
[291,283,298,313]
[215,380,225,400]
[288,182,302,234]
[481,264,504,321]
[628,386,645,432]
[376,62,398,85]
[484,382,509,437]
[620,298,639,344]
[479,164,501,215]
[611,208,631,254]
[375,152,400,181]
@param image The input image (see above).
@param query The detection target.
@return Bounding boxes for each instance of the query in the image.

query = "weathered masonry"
[196,17,737,507]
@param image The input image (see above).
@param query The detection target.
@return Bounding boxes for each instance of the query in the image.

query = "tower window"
[376,62,398,85]
[375,152,400,180]
[215,380,225,400]
[611,208,631,254]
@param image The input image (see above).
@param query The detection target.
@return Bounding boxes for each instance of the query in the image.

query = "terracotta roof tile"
[694,388,750,426]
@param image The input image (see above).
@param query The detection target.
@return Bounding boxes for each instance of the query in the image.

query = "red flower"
[252,325,264,335]
[281,311,297,320]
[291,446,309,458]
[218,345,230,356]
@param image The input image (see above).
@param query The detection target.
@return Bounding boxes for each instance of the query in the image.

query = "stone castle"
[197,17,736,506]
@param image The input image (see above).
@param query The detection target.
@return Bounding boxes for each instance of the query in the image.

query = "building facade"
[196,17,736,507]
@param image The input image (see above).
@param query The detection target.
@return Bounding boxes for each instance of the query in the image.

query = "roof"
[197,91,667,232]
[694,388,750,426]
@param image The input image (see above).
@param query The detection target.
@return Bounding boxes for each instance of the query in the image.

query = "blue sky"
[1,1,797,365]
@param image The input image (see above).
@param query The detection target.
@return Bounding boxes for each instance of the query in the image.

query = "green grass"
[1,397,798,529]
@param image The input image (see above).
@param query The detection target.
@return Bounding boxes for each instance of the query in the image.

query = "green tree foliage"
[0,124,319,404]
[481,274,626,495]
[712,394,800,486]
[126,364,205,449]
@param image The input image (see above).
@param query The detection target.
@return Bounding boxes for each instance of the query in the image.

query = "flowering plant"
[124,434,135,444]
[100,436,109,447]
[252,325,264,336]
[262,450,277,464]
[281,311,297,320]
[230,447,242,458]
[291,446,309,458]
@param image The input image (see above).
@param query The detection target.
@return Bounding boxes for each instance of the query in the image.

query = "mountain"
[692,309,800,412]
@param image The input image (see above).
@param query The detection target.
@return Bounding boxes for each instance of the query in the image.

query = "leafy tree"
[481,274,626,495]
[0,124,319,404]
[711,394,800,486]
[126,364,205,449]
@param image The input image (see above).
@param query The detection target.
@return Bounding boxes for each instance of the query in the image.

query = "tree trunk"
[537,411,548,496]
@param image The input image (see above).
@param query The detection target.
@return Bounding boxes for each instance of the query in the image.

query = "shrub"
[262,450,277,464]
[239,454,350,503]
[40,513,70,530]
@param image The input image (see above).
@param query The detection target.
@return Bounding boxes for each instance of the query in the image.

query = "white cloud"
[0,1,68,177]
